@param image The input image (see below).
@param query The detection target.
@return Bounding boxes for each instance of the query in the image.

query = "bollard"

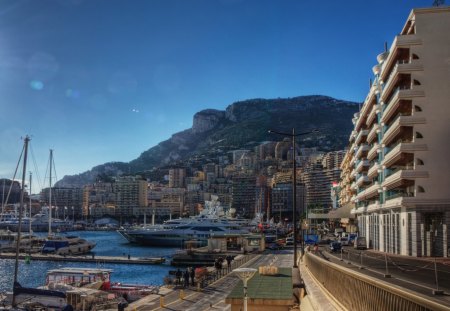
[433,258,444,295]
[359,252,364,269]
[347,250,351,264]
[160,296,165,307]
[384,253,391,278]
[197,281,201,292]
[340,248,343,261]
[179,289,185,300]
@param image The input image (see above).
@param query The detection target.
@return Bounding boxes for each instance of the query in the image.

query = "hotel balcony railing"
[356,159,370,172]
[382,113,426,146]
[366,104,380,128]
[367,142,379,161]
[385,164,414,178]
[349,130,357,142]
[383,141,428,168]
[367,163,380,179]
[380,34,422,80]
[367,124,380,144]
[356,174,369,186]
[355,144,369,159]
[355,130,369,145]
[385,191,414,201]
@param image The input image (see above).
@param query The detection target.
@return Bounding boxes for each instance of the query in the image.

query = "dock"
[0,252,166,265]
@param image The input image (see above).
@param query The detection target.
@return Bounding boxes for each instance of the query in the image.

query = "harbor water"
[0,231,179,292]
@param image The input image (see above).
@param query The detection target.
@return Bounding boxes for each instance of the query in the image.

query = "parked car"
[339,237,349,246]
[354,237,367,250]
[267,243,284,250]
[285,237,294,246]
[329,241,342,253]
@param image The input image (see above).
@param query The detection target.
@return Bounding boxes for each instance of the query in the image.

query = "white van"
[285,237,294,245]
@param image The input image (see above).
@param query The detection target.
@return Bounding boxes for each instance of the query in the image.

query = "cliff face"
[56,95,359,187]
[192,109,226,134]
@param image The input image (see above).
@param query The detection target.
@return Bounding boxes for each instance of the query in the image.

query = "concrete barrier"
[304,253,449,311]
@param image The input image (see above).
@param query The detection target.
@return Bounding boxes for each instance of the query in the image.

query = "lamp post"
[233,268,257,311]
[268,128,318,268]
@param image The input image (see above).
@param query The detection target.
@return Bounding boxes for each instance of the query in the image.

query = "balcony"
[355,144,369,159]
[356,174,370,187]
[349,130,357,142]
[382,142,428,167]
[365,182,381,198]
[356,159,370,172]
[381,115,426,145]
[367,163,380,179]
[381,61,423,101]
[367,200,380,212]
[366,104,380,128]
[367,124,380,144]
[355,130,369,145]
[380,34,422,78]
[367,143,379,161]
[382,169,429,190]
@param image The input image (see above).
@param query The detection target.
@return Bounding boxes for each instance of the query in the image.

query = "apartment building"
[114,176,148,218]
[340,7,450,257]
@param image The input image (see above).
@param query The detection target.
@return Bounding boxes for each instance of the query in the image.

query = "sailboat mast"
[29,172,32,234]
[1,178,5,214]
[48,149,53,236]
[12,135,30,307]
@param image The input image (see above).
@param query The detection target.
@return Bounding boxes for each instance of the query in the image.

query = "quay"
[0,252,166,265]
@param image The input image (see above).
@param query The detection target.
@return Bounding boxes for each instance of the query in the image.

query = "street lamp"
[268,128,318,268]
[233,268,257,311]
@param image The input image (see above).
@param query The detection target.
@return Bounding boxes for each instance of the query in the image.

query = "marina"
[0,231,178,292]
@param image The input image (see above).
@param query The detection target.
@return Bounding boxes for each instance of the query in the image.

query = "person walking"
[183,269,190,288]
[226,255,233,272]
[175,269,182,286]
[190,267,195,286]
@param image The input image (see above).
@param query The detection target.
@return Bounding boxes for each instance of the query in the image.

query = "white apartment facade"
[340,7,450,257]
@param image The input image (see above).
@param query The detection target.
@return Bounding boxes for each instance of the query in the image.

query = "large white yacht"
[118,196,251,247]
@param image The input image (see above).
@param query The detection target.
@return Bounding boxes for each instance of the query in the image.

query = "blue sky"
[0,0,432,192]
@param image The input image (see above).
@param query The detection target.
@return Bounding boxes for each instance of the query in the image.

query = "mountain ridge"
[56,95,359,187]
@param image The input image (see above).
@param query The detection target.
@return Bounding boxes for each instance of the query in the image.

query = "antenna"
[433,0,445,6]
[384,42,388,52]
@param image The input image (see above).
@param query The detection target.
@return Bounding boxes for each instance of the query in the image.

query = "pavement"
[123,248,340,311]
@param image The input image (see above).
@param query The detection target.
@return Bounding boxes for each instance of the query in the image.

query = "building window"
[415,132,424,139]
[413,79,421,86]
[416,158,424,165]
[414,105,422,112]
[412,53,420,60]
[417,186,425,193]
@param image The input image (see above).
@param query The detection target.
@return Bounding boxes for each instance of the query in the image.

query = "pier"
[0,252,165,265]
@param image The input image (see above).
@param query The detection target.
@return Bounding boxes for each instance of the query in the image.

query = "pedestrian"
[313,243,319,254]
[175,269,182,285]
[190,267,195,286]
[226,255,232,271]
[183,269,190,288]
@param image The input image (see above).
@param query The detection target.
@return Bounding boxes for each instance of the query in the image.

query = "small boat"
[4,282,67,310]
[41,235,96,255]
[45,267,158,302]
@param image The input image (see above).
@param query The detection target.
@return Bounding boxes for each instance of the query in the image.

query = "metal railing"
[304,252,449,311]
[198,253,257,289]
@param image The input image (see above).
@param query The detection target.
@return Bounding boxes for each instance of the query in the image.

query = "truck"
[354,237,367,250]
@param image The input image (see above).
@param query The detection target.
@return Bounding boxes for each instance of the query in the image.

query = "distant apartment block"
[41,187,83,218]
[114,176,148,218]
[169,168,186,188]
[340,7,450,257]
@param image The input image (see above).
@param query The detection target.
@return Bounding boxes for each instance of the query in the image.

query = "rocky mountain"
[56,95,359,187]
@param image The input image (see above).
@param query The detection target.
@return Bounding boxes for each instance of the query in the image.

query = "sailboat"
[40,150,96,255]
[3,136,68,310]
